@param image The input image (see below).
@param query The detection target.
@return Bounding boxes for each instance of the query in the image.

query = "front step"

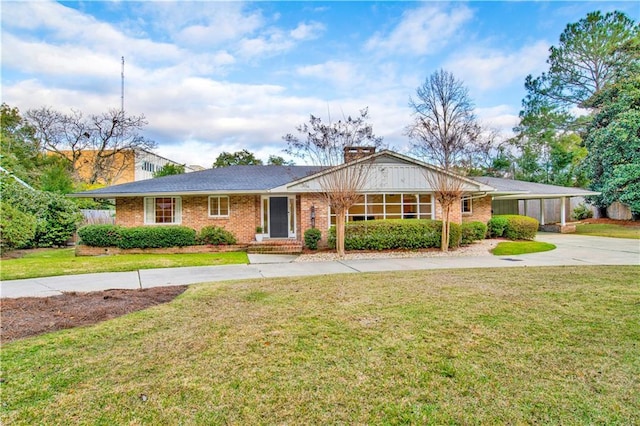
[247,240,303,254]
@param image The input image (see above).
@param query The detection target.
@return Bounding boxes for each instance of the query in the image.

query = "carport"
[472,177,600,230]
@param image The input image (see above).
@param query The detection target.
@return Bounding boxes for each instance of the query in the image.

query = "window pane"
[386,194,401,204]
[220,197,229,216]
[368,194,383,204]
[145,198,154,223]
[403,194,417,204]
[210,197,219,216]
[156,198,174,223]
[386,204,401,214]
[263,198,269,233]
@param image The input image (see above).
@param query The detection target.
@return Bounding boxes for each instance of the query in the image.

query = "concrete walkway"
[1,233,638,299]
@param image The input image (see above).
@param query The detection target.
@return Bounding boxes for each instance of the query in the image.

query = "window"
[209,196,230,217]
[330,193,433,225]
[462,197,472,214]
[142,161,156,172]
[144,197,181,224]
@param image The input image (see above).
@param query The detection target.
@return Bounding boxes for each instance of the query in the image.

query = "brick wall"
[115,192,495,246]
[299,193,329,247]
[116,195,260,243]
[463,195,492,223]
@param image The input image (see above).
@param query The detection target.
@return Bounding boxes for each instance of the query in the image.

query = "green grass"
[0,248,248,280]
[2,266,639,424]
[575,223,640,239]
[492,241,556,256]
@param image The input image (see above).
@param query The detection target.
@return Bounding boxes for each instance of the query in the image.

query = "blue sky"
[2,1,637,167]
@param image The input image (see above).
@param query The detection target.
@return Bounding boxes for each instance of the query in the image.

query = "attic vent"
[343,146,376,163]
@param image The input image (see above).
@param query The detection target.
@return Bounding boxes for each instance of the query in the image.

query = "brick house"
[72,150,598,244]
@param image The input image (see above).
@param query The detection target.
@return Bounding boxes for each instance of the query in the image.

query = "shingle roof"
[72,165,323,197]
[472,176,599,199]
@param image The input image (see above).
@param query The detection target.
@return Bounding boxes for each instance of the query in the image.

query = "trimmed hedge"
[328,219,461,251]
[78,225,197,249]
[304,228,322,250]
[487,215,539,240]
[197,226,237,245]
[461,221,488,245]
[77,224,123,247]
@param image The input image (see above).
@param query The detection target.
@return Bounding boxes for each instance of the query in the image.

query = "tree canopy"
[153,163,186,178]
[512,11,638,187]
[582,72,640,214]
[213,150,263,167]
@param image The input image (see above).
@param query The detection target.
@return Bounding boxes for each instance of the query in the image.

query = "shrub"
[328,219,461,251]
[0,203,36,252]
[487,216,509,238]
[461,221,488,245]
[304,228,322,250]
[572,203,593,220]
[78,225,197,248]
[119,226,197,249]
[78,225,123,247]
[198,226,237,245]
[487,215,539,240]
[1,176,82,248]
[35,194,84,247]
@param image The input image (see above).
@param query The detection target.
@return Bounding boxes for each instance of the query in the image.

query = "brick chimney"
[343,146,376,163]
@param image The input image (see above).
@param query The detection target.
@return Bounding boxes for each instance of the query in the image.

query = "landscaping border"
[76,244,247,256]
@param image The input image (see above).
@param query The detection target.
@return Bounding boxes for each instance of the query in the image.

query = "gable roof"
[72,165,323,197]
[71,150,599,200]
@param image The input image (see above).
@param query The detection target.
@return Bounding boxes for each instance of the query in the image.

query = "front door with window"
[269,197,289,238]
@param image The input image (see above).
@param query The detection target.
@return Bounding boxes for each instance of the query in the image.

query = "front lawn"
[492,241,556,256]
[575,223,640,239]
[0,248,248,280]
[2,266,638,424]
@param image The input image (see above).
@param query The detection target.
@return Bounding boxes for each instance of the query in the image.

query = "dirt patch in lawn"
[1,286,187,343]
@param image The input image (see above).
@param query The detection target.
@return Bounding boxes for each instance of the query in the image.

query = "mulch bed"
[1,286,187,343]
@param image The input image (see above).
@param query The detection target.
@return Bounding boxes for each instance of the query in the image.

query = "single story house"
[72,149,598,245]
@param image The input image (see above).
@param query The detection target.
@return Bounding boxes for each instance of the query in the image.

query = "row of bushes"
[78,225,236,249]
[327,219,464,251]
[314,215,535,252]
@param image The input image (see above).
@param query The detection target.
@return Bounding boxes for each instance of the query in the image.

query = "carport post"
[560,196,566,226]
[539,199,545,225]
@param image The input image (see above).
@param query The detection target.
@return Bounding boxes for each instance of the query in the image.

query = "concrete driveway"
[1,233,638,299]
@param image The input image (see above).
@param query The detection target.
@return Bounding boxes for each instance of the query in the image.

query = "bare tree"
[427,171,464,251]
[284,108,384,257]
[407,70,482,251]
[407,69,481,171]
[26,107,156,185]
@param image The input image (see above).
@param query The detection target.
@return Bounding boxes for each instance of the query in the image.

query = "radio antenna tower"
[121,56,125,113]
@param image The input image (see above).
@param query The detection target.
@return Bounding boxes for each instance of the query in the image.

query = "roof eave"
[69,189,271,198]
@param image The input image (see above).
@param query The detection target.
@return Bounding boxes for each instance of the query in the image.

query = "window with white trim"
[461,197,472,214]
[209,195,230,217]
[330,193,433,225]
[144,197,182,224]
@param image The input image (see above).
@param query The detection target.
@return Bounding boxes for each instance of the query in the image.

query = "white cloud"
[366,4,473,56]
[444,41,550,92]
[290,21,325,41]
[296,61,358,87]
[476,105,519,136]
